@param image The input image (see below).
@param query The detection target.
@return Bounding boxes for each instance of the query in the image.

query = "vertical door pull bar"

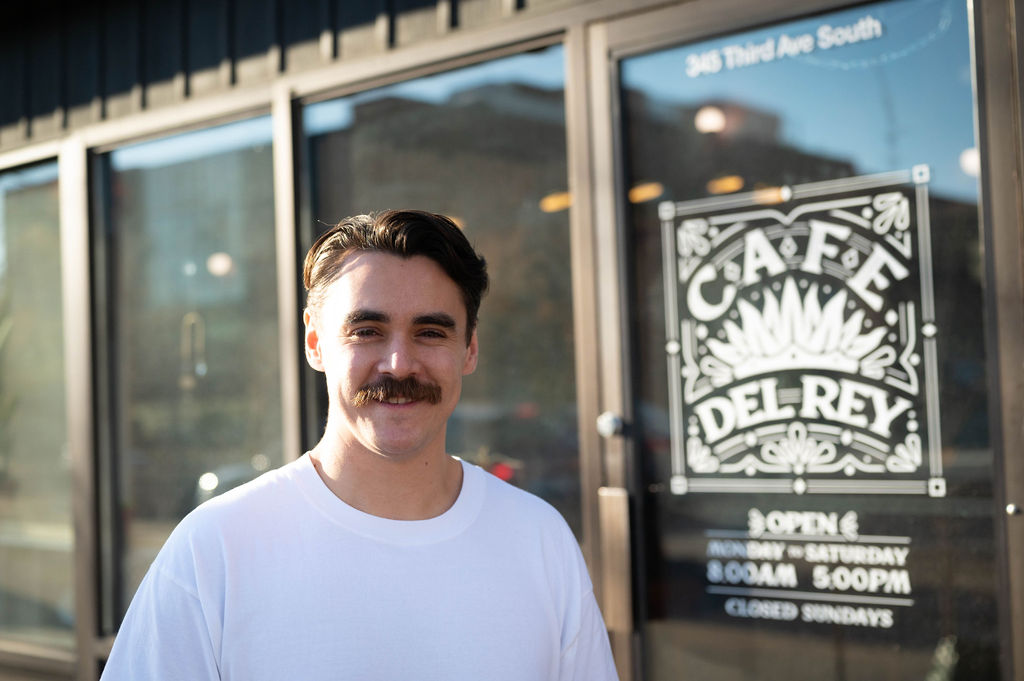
[598,486,632,632]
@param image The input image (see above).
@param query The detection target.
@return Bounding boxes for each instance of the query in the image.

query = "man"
[102,210,619,680]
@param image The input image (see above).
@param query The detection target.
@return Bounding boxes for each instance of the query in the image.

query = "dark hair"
[303,210,489,338]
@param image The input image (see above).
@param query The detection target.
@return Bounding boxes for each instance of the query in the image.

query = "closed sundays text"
[725,598,894,628]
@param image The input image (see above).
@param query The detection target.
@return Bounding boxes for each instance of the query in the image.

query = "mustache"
[353,376,442,406]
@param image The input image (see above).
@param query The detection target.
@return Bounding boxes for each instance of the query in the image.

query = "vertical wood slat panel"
[103,2,143,119]
[336,0,390,59]
[0,0,609,154]
[456,0,507,30]
[283,0,331,72]
[143,0,186,108]
[27,21,63,140]
[393,0,443,47]
[234,0,278,85]
[65,6,103,131]
[187,0,232,97]
[0,34,28,148]
[437,0,453,34]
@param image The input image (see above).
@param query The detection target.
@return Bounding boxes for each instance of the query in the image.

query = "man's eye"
[351,327,379,338]
[419,328,447,339]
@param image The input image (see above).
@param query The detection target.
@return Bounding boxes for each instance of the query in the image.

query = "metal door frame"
[585,1,1024,680]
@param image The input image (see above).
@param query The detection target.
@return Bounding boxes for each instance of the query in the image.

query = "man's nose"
[378,336,420,376]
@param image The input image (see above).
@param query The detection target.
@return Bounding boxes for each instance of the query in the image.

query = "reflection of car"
[448,400,583,532]
[192,455,271,507]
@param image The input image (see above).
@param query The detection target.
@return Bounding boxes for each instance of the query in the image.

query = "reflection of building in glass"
[307,79,580,532]
[106,134,281,524]
[623,92,857,202]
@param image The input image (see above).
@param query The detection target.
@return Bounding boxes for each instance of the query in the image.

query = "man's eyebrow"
[414,313,457,329]
[344,310,388,325]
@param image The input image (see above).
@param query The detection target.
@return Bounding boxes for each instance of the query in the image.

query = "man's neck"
[308,437,464,521]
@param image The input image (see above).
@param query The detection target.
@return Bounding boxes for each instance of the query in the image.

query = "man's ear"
[304,308,325,372]
[462,329,479,376]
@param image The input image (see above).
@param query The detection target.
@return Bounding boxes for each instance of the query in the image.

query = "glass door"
[603,0,1008,678]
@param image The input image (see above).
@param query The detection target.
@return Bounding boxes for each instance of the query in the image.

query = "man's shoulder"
[197,457,303,515]
[166,457,306,549]
[146,458,308,583]
[468,463,592,591]
[471,462,574,535]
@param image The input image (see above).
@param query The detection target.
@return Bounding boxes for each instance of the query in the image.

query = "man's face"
[304,251,478,462]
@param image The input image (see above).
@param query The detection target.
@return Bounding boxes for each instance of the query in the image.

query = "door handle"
[597,411,625,438]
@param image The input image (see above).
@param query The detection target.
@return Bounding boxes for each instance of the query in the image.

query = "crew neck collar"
[290,453,486,546]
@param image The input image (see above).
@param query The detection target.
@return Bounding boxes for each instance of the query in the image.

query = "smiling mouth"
[353,376,442,407]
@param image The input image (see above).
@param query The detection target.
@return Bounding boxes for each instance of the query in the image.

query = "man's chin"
[359,431,441,461]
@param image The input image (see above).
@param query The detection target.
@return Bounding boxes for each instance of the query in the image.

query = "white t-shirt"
[102,455,619,681]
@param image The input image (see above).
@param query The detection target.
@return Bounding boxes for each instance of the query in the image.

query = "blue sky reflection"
[304,46,565,137]
[621,0,977,200]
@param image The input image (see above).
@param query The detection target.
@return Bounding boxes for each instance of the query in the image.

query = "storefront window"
[302,45,581,533]
[95,118,283,625]
[0,162,73,649]
[621,0,999,677]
